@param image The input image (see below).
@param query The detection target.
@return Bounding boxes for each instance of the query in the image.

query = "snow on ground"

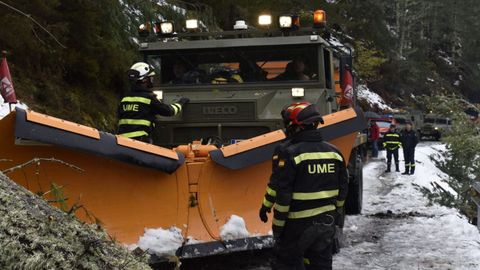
[357,84,392,111]
[334,142,480,269]
[220,215,250,241]
[137,227,184,257]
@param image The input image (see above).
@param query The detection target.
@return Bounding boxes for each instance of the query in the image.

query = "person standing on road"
[383,124,402,173]
[259,102,348,270]
[400,122,419,175]
[117,62,189,143]
[369,121,380,158]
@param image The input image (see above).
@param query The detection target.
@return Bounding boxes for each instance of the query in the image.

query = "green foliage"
[419,95,480,220]
[354,40,387,82]
[0,0,136,131]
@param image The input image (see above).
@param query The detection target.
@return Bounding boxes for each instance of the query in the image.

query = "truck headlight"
[186,19,199,30]
[434,127,439,130]
[258,14,272,26]
[291,88,304,97]
[159,21,174,35]
[234,20,248,30]
[279,16,292,29]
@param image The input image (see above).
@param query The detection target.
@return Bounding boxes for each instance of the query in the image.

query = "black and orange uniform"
[400,129,419,174]
[261,129,348,270]
[383,130,402,172]
[117,84,185,142]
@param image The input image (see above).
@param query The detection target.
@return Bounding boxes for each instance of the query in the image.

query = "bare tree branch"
[2,158,83,174]
[0,0,67,49]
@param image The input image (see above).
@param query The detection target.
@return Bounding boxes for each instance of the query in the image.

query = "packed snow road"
[333,142,480,270]
[181,143,480,270]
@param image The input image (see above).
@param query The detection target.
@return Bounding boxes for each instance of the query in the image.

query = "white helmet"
[128,62,155,81]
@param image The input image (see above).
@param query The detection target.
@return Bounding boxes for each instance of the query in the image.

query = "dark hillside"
[1,0,479,128]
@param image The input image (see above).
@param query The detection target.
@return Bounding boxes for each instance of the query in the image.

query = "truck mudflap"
[14,108,184,173]
[210,107,366,170]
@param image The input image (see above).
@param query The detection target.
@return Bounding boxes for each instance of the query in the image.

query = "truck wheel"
[345,152,363,215]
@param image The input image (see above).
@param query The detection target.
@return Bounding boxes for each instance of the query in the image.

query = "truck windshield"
[437,118,448,124]
[424,118,435,124]
[146,45,319,85]
[376,121,391,128]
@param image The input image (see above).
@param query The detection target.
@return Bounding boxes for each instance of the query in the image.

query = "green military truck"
[420,114,452,140]
[134,13,367,259]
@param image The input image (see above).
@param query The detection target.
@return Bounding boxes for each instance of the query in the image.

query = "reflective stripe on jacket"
[261,129,349,236]
[117,84,182,139]
[382,131,402,150]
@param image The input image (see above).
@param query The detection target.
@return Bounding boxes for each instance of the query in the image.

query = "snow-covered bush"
[419,95,480,222]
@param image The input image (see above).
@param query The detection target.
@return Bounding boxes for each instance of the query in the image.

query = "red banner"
[340,68,354,106]
[0,56,17,104]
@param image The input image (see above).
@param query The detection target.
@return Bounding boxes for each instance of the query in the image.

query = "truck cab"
[137,26,356,147]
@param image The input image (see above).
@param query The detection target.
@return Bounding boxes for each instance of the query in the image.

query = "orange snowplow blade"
[0,107,365,258]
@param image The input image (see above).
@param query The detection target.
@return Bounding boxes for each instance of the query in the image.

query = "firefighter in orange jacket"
[117,62,189,143]
[259,102,349,270]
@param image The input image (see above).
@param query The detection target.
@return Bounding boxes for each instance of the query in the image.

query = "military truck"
[0,11,366,261]
[420,114,452,140]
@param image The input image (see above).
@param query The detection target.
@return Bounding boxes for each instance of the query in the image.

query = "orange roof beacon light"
[138,22,151,37]
[313,10,327,28]
[292,15,301,29]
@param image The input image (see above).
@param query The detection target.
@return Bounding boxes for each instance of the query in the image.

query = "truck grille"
[182,102,256,122]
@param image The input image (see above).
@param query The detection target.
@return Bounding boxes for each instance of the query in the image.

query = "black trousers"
[271,214,335,270]
[403,147,415,172]
[386,148,399,169]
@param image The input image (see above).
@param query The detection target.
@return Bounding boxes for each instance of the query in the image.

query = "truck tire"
[345,151,363,215]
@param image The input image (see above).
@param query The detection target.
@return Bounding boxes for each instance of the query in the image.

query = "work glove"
[259,205,271,223]
[178,97,190,106]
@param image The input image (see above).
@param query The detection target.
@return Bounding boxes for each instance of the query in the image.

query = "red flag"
[340,68,354,106]
[0,55,17,104]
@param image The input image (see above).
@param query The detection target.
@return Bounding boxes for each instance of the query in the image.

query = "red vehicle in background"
[366,117,395,149]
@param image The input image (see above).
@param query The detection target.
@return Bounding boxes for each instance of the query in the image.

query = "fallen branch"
[2,158,84,174]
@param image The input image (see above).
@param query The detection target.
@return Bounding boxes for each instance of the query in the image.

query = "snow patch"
[186,236,202,245]
[327,36,352,54]
[220,215,250,241]
[0,97,28,119]
[334,143,480,269]
[137,227,183,257]
[357,84,391,110]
